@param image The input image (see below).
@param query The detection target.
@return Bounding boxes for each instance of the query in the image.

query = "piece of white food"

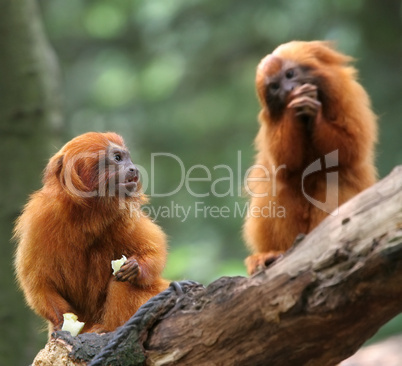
[61,313,85,336]
[111,255,127,275]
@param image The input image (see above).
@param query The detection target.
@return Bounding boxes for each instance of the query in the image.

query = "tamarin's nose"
[128,165,139,182]
[284,80,298,92]
[128,163,138,173]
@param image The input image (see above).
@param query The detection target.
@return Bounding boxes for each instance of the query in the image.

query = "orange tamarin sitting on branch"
[14,132,169,333]
[244,41,377,275]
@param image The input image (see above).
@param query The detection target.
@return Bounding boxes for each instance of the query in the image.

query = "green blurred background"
[1,0,401,364]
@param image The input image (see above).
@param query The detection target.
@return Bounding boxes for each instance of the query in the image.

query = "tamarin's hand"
[115,258,141,285]
[288,83,321,119]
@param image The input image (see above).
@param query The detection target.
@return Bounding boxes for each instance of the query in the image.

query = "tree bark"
[0,1,62,365]
[32,166,402,366]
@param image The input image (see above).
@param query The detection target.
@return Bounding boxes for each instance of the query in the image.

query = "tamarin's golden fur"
[14,132,169,333]
[244,41,377,275]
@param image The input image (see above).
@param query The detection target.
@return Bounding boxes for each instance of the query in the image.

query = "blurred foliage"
[4,0,402,361]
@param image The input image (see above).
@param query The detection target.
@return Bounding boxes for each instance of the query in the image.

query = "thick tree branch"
[33,166,402,366]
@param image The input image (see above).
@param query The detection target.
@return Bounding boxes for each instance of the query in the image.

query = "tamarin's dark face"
[106,144,140,194]
[259,56,320,121]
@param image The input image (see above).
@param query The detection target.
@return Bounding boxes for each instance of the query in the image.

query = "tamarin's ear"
[43,153,64,185]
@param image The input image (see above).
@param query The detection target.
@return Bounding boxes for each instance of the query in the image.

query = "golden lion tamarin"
[244,41,377,275]
[14,132,169,333]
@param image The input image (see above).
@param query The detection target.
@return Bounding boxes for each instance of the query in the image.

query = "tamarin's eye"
[114,153,122,162]
[285,69,295,79]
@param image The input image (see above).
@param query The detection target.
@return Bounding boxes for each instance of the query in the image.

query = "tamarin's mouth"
[116,174,140,193]
[119,180,138,192]
[126,176,138,184]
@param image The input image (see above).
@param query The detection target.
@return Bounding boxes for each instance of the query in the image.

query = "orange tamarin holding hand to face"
[14,132,169,333]
[244,41,377,275]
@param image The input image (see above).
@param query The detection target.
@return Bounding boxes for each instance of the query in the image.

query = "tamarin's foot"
[245,251,284,276]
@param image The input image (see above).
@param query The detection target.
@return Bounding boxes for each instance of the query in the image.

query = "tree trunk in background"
[0,1,62,365]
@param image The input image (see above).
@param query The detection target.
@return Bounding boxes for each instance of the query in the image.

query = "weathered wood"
[32,166,402,366]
